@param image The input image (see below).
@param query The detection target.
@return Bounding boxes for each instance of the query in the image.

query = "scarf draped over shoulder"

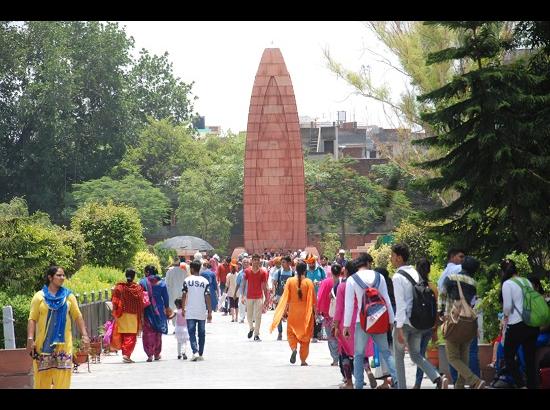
[41,285,71,354]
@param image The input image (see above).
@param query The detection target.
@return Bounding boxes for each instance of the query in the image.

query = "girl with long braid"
[270,262,316,366]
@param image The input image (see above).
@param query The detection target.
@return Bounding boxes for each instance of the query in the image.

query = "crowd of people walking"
[26,244,550,389]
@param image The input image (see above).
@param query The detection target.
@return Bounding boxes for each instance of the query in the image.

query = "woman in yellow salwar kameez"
[270,262,316,366]
[27,266,89,389]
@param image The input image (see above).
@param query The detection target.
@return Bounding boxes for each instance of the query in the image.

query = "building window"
[370,150,377,159]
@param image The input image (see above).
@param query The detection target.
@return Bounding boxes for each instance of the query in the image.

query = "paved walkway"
[72,310,433,389]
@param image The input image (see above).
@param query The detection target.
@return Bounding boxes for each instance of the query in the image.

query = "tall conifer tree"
[415,21,550,275]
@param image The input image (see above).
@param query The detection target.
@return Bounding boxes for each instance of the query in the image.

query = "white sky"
[119,21,409,133]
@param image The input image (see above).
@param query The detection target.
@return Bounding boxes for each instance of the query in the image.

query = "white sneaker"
[191,353,199,362]
[197,355,204,361]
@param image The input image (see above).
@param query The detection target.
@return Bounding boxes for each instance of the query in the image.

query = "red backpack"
[352,271,390,334]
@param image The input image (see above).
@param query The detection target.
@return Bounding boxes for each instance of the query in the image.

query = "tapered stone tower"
[243,48,307,253]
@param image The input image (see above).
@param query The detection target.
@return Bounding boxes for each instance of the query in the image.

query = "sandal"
[473,380,486,389]
[366,371,377,389]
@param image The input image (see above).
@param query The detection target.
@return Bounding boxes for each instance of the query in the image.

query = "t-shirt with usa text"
[182,275,210,320]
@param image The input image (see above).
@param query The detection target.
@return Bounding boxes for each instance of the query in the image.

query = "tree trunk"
[340,220,346,249]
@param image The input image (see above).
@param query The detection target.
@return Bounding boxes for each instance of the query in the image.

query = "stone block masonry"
[243,49,307,253]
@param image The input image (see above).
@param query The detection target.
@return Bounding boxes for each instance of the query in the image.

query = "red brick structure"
[243,48,307,253]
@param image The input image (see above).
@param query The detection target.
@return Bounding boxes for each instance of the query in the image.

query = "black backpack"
[397,269,437,330]
[276,268,293,296]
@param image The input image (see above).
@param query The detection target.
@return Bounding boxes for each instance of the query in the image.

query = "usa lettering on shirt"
[183,279,210,291]
[182,275,210,320]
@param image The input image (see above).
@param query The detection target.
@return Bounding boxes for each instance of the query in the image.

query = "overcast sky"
[119,21,408,133]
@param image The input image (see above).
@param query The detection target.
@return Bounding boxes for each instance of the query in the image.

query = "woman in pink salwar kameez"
[316,265,343,365]
[332,262,376,389]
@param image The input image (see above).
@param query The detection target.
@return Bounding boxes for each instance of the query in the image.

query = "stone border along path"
[72,310,430,389]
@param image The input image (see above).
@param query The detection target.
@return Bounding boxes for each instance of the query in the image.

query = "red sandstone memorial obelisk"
[243,48,307,253]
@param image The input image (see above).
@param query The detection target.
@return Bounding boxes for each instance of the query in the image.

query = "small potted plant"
[72,339,90,372]
[89,335,103,363]
[427,338,439,369]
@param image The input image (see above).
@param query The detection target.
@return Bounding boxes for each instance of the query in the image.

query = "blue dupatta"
[41,285,71,354]
[140,276,168,334]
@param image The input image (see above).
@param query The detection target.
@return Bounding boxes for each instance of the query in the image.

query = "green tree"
[305,157,386,244]
[0,21,135,220]
[113,119,202,188]
[415,21,550,275]
[67,174,171,234]
[323,22,463,172]
[152,241,178,269]
[0,22,199,222]
[71,201,144,269]
[111,119,208,224]
[318,233,341,260]
[323,22,512,209]
[369,163,416,228]
[127,50,198,127]
[393,220,431,265]
[175,131,245,253]
[177,168,233,253]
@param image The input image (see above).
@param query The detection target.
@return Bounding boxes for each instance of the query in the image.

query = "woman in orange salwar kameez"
[270,262,316,366]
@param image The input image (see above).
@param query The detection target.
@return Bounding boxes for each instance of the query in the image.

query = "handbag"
[142,290,151,307]
[328,288,337,318]
[442,279,478,344]
[142,281,151,307]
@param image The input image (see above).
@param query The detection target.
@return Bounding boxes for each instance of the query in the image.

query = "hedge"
[0,291,32,348]
[64,265,123,298]
[132,251,161,277]
[71,201,144,270]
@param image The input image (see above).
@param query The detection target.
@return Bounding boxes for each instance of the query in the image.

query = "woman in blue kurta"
[139,265,170,361]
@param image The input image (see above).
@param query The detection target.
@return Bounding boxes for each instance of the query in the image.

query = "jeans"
[186,319,206,356]
[450,337,480,383]
[278,321,283,334]
[393,324,440,389]
[324,316,339,362]
[354,323,397,389]
[415,329,433,386]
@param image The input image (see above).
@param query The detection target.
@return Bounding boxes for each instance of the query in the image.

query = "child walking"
[174,298,189,360]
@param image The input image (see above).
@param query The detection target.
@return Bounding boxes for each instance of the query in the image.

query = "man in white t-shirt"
[437,248,465,293]
[392,243,448,389]
[182,260,212,361]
